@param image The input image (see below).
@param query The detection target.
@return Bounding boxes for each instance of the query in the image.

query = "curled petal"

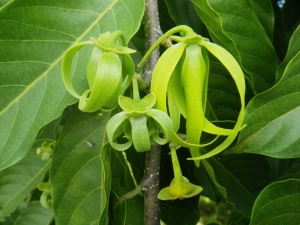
[61,41,94,99]
[106,112,131,151]
[146,109,174,145]
[188,41,246,160]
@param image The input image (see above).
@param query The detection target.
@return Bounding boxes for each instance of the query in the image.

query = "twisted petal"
[189,41,246,160]
[146,109,174,145]
[106,112,132,151]
[61,41,93,99]
[79,51,122,112]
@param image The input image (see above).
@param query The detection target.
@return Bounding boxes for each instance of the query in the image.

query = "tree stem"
[141,0,162,225]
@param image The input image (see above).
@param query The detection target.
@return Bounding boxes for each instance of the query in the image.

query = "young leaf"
[0,0,144,171]
[14,202,53,225]
[50,110,111,225]
[250,179,300,225]
[0,155,50,221]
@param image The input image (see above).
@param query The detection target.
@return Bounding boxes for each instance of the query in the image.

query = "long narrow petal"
[146,109,174,145]
[189,41,246,160]
[151,42,188,113]
[181,44,207,165]
[130,116,151,152]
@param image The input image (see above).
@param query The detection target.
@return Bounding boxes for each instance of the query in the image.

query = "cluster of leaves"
[0,0,300,225]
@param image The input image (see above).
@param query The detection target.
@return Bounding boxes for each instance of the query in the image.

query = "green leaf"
[0,0,144,171]
[219,154,271,194]
[199,158,256,217]
[0,155,50,222]
[163,0,209,36]
[160,199,200,225]
[276,26,300,81]
[250,179,300,225]
[49,109,111,225]
[227,53,300,158]
[0,0,10,8]
[14,202,53,225]
[251,0,274,42]
[192,0,277,93]
[110,150,144,225]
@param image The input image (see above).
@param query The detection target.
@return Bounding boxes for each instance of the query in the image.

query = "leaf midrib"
[0,0,119,117]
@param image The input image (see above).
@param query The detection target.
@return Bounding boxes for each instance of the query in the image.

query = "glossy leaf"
[250,179,300,225]
[50,110,111,225]
[227,37,300,158]
[163,0,209,35]
[14,202,53,225]
[160,199,200,225]
[276,26,300,81]
[0,155,50,222]
[0,0,144,171]
[192,0,277,93]
[199,158,256,217]
[110,150,144,225]
[219,154,271,194]
[251,0,274,42]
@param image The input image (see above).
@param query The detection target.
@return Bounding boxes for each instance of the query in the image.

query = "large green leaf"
[250,179,300,225]
[162,0,209,36]
[276,25,300,81]
[14,202,53,225]
[219,154,271,194]
[49,110,111,225]
[251,0,274,42]
[192,0,277,93]
[110,150,144,225]
[227,28,300,158]
[198,158,256,218]
[0,154,50,221]
[0,0,144,171]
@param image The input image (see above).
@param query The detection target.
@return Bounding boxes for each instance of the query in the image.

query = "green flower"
[61,31,135,112]
[36,141,55,161]
[38,182,52,210]
[158,144,203,200]
[150,26,246,164]
[106,78,174,152]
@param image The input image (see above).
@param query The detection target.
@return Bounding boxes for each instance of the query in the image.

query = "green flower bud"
[61,31,135,112]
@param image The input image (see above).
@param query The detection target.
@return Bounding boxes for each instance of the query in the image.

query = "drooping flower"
[61,31,135,112]
[151,26,246,165]
[106,78,174,152]
[158,144,203,200]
